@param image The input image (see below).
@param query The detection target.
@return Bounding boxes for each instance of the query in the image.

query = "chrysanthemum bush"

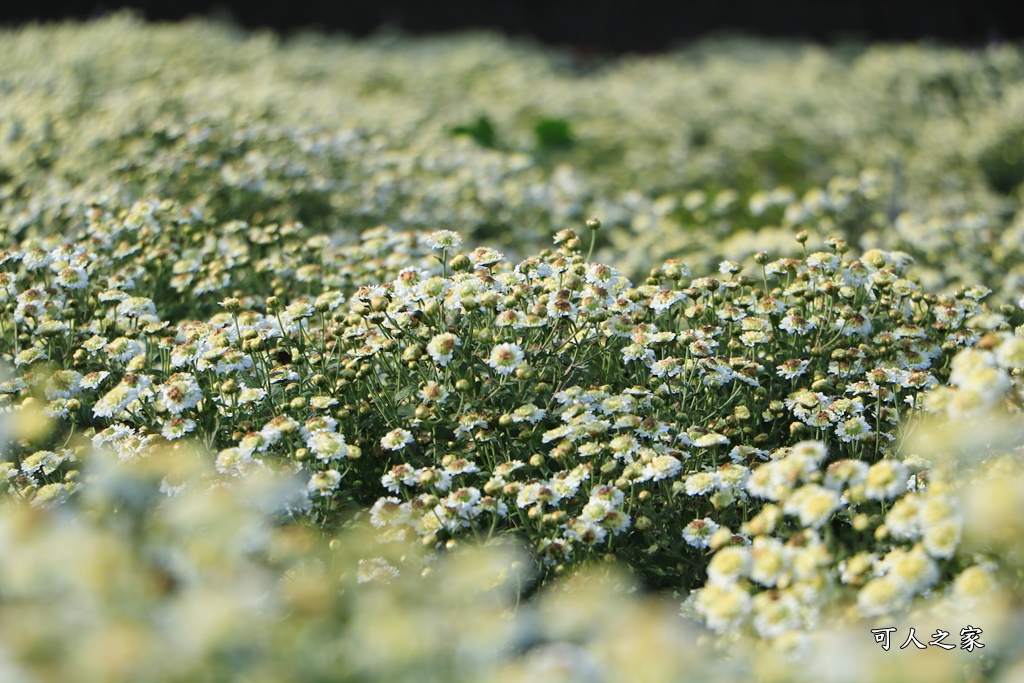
[3,235,1024,680]
[6,16,1024,295]
[6,17,1024,680]
[0,200,1013,590]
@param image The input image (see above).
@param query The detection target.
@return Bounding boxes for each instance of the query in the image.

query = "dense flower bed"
[2,16,1024,682]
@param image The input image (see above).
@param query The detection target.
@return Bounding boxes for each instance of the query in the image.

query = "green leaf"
[533,117,574,152]
[449,115,498,149]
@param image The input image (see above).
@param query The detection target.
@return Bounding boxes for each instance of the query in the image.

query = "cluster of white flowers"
[5,20,1024,680]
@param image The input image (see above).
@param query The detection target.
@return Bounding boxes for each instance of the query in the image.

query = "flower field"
[3,14,1024,682]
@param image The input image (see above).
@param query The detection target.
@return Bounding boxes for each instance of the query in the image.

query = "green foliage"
[533,117,575,152]
[450,115,499,149]
[978,127,1024,195]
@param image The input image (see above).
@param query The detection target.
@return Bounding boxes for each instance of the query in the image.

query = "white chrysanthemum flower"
[784,484,842,529]
[992,335,1024,369]
[14,347,47,367]
[790,440,829,465]
[158,373,202,415]
[237,386,267,405]
[430,502,473,532]
[307,431,350,461]
[308,469,343,497]
[369,497,411,529]
[922,520,961,559]
[381,464,418,493]
[952,565,997,606]
[314,290,346,312]
[649,289,685,313]
[707,546,751,586]
[836,415,872,442]
[881,546,939,594]
[301,415,338,439]
[283,300,315,321]
[885,496,921,540]
[213,349,253,375]
[564,518,608,544]
[93,382,139,419]
[806,251,840,272]
[838,552,876,586]
[308,395,338,411]
[609,434,639,459]
[357,557,400,584]
[381,428,414,451]
[80,334,107,354]
[600,395,635,414]
[238,432,270,458]
[682,517,720,549]
[444,458,480,477]
[693,583,753,634]
[685,471,718,496]
[419,381,449,404]
[780,312,814,334]
[752,591,803,639]
[487,343,525,375]
[22,248,53,270]
[824,459,868,490]
[622,343,653,363]
[44,370,83,400]
[601,509,631,536]
[440,486,482,517]
[517,481,562,509]
[21,450,64,476]
[161,418,196,441]
[857,576,907,617]
[79,370,110,390]
[584,263,622,288]
[650,357,682,378]
[98,288,128,303]
[423,230,463,250]
[426,332,460,367]
[776,359,810,379]
[639,454,682,482]
[469,246,504,268]
[693,432,730,448]
[105,337,144,364]
[55,266,89,290]
[31,483,70,509]
[864,460,910,500]
[261,415,299,439]
[749,536,788,587]
[215,447,251,477]
[117,296,157,319]
[511,403,546,424]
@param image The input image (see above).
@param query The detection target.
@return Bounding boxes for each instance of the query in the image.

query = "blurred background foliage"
[4,15,1024,304]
